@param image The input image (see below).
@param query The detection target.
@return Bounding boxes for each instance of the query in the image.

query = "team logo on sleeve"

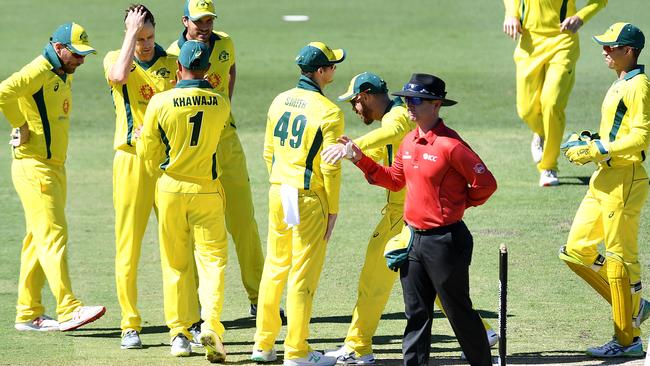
[139,84,155,100]
[62,99,70,114]
[206,73,221,88]
[218,50,230,62]
[473,163,486,174]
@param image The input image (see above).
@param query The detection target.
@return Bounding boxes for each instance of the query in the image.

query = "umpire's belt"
[410,220,462,236]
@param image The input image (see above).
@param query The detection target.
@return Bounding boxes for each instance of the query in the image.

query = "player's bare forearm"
[108,7,147,84]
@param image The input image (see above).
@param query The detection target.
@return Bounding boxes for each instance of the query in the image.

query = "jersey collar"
[297,75,323,95]
[42,43,67,82]
[384,96,404,114]
[175,79,213,89]
[624,65,645,81]
[134,44,167,70]
[413,119,446,144]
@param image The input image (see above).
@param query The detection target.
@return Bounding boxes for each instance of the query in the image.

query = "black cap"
[392,73,457,106]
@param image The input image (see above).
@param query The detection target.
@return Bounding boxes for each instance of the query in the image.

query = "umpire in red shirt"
[341,73,497,366]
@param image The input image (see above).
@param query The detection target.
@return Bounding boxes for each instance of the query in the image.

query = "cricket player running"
[503,0,606,186]
[0,23,105,332]
[137,40,230,363]
[560,23,650,357]
[167,0,266,320]
[321,72,498,364]
[251,42,345,366]
[104,4,180,349]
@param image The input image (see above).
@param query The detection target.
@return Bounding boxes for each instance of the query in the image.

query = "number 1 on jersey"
[274,111,306,148]
[189,111,203,146]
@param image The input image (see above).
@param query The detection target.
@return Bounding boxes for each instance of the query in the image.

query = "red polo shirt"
[355,120,497,230]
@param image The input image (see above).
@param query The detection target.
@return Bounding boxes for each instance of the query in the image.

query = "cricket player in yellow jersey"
[104,4,179,349]
[137,40,230,362]
[251,42,345,366]
[168,0,266,317]
[559,23,650,357]
[321,73,497,364]
[503,0,606,186]
[0,23,105,332]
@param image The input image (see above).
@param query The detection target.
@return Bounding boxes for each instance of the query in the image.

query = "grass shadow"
[559,176,590,186]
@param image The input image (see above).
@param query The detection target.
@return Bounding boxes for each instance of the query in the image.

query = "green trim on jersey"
[134,44,167,70]
[624,65,645,81]
[176,79,213,89]
[303,127,323,189]
[297,75,323,95]
[211,152,218,179]
[121,84,135,146]
[609,99,628,142]
[42,43,66,82]
[559,0,568,22]
[158,124,171,170]
[32,88,52,159]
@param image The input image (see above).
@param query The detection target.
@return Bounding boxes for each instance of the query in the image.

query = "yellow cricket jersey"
[104,44,177,153]
[0,44,74,165]
[599,66,650,168]
[136,79,230,186]
[263,76,344,214]
[354,97,414,206]
[504,0,607,36]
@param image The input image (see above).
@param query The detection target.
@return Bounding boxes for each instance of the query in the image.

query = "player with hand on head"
[251,41,345,366]
[104,4,180,350]
[321,72,497,364]
[559,23,650,358]
[167,0,268,324]
[0,22,106,333]
[503,0,606,186]
[137,40,231,363]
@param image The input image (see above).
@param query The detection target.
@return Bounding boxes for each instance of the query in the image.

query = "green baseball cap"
[594,22,645,49]
[337,72,388,102]
[178,40,210,70]
[295,41,345,72]
[50,22,96,56]
[184,0,217,21]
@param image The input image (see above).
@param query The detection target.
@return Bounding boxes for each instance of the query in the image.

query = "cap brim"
[69,44,96,55]
[392,91,457,106]
[337,91,357,102]
[330,48,345,64]
[593,34,620,46]
[189,12,217,21]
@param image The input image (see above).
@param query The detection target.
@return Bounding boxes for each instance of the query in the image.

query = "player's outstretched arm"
[107,6,147,84]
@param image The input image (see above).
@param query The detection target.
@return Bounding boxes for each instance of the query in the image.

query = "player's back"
[150,80,230,184]
[265,81,344,191]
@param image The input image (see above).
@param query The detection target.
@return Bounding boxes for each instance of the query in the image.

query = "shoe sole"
[15,324,59,332]
[201,335,226,363]
[171,350,191,357]
[60,307,106,332]
[120,344,143,350]
[252,354,278,363]
[586,351,645,358]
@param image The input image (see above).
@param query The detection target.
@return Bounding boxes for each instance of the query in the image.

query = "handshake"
[560,130,609,165]
[321,136,363,164]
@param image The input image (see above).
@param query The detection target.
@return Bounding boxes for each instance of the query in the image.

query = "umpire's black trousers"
[400,221,492,366]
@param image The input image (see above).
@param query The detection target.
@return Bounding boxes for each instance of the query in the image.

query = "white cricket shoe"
[15,315,59,331]
[487,329,499,347]
[284,351,336,366]
[531,133,544,163]
[325,345,375,364]
[251,348,278,363]
[170,334,191,357]
[188,321,203,348]
[586,337,644,358]
[539,169,559,187]
[634,298,650,327]
[200,329,226,363]
[59,306,106,331]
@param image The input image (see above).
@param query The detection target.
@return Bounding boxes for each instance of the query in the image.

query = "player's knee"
[558,245,603,271]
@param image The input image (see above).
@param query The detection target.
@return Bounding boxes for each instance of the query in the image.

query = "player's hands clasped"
[560,16,583,33]
[320,135,361,164]
[503,16,522,40]
[561,132,609,165]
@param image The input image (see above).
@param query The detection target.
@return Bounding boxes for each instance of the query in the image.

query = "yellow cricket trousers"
[565,163,648,345]
[12,158,82,323]
[254,184,329,359]
[515,32,578,171]
[217,126,264,303]
[113,150,158,332]
[157,174,228,340]
[345,204,403,355]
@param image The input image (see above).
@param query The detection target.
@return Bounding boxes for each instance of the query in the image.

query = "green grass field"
[1,1,650,365]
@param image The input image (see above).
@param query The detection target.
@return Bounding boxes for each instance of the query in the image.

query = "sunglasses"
[603,45,621,53]
[405,97,427,105]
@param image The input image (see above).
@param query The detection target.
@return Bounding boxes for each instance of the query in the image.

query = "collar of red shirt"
[412,118,446,145]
